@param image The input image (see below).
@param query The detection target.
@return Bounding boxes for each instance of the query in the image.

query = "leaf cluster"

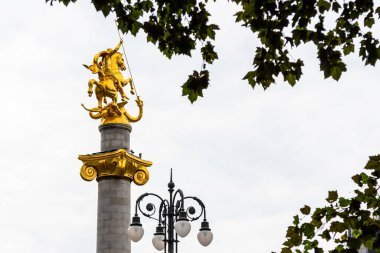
[234,0,380,90]
[47,0,380,102]
[276,155,380,253]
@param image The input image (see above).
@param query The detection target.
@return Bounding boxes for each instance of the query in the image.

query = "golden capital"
[78,149,152,185]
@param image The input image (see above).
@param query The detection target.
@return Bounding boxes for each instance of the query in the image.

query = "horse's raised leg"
[88,79,95,97]
[97,97,103,109]
[127,78,135,95]
[117,80,128,101]
[95,89,103,109]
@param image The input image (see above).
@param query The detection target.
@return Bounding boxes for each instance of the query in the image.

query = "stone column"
[97,123,132,253]
[78,123,152,253]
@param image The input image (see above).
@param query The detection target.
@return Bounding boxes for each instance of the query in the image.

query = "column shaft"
[97,179,130,253]
[97,123,132,253]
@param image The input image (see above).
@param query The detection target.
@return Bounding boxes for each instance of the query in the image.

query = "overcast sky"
[1,1,380,252]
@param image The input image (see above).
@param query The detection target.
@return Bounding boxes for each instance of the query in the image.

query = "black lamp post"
[127,170,213,252]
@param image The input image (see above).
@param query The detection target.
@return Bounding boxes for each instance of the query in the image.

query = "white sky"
[1,1,380,252]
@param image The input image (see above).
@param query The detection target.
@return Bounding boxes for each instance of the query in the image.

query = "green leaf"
[207,24,219,40]
[352,174,362,185]
[365,156,380,170]
[332,2,341,13]
[281,248,292,253]
[330,66,340,80]
[321,229,331,241]
[360,172,370,184]
[201,42,218,64]
[243,71,257,88]
[364,17,375,28]
[364,186,377,196]
[300,205,311,215]
[338,197,351,207]
[181,70,210,103]
[343,44,355,55]
[311,208,326,228]
[293,215,300,225]
[330,221,346,233]
[286,226,296,237]
[286,73,296,86]
[317,0,331,13]
[343,217,357,229]
[376,7,380,18]
[311,217,323,228]
[301,223,315,238]
[326,190,338,203]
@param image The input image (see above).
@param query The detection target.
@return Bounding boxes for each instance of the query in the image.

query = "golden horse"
[83,50,134,109]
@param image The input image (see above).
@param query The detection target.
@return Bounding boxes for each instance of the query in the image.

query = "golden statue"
[82,40,143,125]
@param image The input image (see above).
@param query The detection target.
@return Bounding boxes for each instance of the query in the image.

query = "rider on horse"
[100,39,128,101]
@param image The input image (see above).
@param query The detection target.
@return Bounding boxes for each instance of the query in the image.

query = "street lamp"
[127,170,213,252]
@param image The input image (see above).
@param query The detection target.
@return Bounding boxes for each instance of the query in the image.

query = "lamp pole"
[127,170,213,252]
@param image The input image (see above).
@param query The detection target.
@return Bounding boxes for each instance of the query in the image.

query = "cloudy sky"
[1,1,380,252]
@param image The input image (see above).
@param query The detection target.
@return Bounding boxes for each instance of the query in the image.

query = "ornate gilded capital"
[78,149,152,185]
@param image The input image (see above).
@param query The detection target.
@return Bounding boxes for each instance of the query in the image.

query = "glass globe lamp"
[174,209,191,238]
[197,221,213,247]
[152,224,165,251]
[127,215,144,242]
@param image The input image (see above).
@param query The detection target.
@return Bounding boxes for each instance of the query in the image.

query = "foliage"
[274,155,380,253]
[47,0,380,103]
[181,69,210,103]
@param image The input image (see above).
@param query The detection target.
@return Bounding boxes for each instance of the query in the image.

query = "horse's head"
[116,53,127,71]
